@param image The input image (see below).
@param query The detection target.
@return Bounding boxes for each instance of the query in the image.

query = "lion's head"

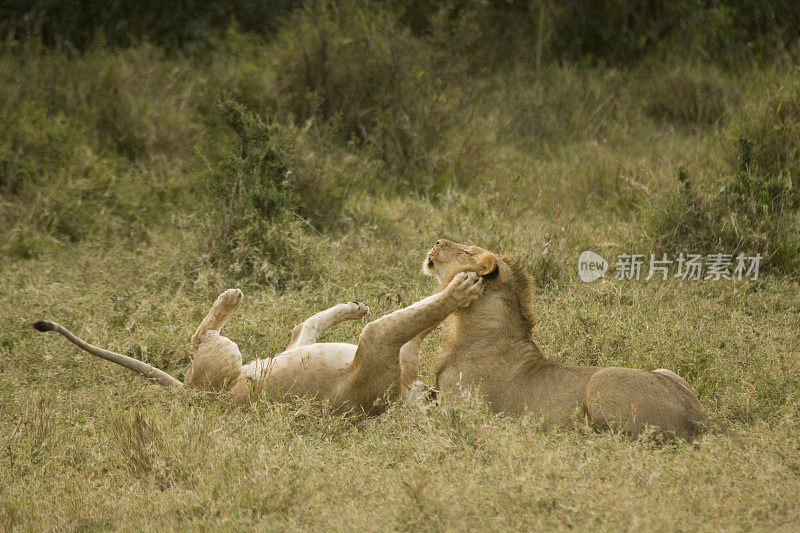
[423,239,535,339]
[423,239,500,285]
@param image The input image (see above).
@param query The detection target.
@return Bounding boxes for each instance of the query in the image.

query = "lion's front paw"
[447,272,485,308]
[344,301,370,319]
[214,288,244,314]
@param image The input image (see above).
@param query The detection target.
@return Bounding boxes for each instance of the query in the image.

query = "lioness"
[424,239,708,439]
[33,272,484,414]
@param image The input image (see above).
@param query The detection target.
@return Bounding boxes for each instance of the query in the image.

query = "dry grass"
[3,202,800,529]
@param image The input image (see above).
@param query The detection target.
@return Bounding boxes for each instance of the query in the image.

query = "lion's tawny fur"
[424,239,708,439]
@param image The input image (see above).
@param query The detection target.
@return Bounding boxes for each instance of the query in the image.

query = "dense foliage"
[3,0,799,64]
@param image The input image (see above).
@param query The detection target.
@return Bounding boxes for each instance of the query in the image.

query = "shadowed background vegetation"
[2,1,799,529]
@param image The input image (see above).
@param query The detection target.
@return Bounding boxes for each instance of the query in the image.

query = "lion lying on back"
[34,272,485,415]
[423,239,708,439]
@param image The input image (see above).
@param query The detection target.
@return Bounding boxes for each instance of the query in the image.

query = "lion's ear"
[476,252,499,278]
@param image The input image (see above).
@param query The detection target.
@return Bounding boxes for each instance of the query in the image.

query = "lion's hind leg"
[286,302,369,349]
[583,367,706,439]
[185,289,248,402]
[185,331,243,390]
[191,289,243,346]
[653,368,692,392]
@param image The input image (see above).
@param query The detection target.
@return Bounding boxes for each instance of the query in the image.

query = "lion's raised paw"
[213,288,244,314]
[343,301,370,319]
[447,272,485,308]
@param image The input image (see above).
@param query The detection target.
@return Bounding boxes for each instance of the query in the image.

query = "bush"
[0,41,204,163]
[202,100,326,288]
[649,73,800,274]
[733,74,800,189]
[267,1,461,190]
[5,0,798,64]
[0,43,202,257]
[395,0,800,66]
[490,64,628,147]
[650,148,800,275]
[0,96,149,256]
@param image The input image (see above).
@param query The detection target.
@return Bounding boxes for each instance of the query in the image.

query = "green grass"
[2,10,800,529]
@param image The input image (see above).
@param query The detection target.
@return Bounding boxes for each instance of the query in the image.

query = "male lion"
[33,272,484,415]
[423,239,708,439]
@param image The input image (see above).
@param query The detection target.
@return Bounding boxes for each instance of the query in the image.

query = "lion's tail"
[33,320,183,387]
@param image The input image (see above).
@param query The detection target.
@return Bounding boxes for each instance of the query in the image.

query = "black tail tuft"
[33,320,55,332]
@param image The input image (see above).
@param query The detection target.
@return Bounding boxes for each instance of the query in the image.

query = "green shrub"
[649,75,800,273]
[648,73,800,275]
[202,100,326,288]
[5,0,798,64]
[392,0,800,67]
[0,97,149,257]
[650,151,800,275]
[0,43,204,257]
[0,41,204,160]
[267,0,459,190]
[733,75,800,188]
[490,65,628,147]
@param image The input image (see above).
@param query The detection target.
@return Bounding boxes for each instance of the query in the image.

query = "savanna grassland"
[2,1,800,530]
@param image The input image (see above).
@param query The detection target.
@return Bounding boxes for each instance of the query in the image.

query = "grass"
[2,6,800,529]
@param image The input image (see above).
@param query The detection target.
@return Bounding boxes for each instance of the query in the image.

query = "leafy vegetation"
[202,100,317,288]
[649,72,800,275]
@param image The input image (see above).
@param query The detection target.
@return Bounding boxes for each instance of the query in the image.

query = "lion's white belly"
[241,343,357,399]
